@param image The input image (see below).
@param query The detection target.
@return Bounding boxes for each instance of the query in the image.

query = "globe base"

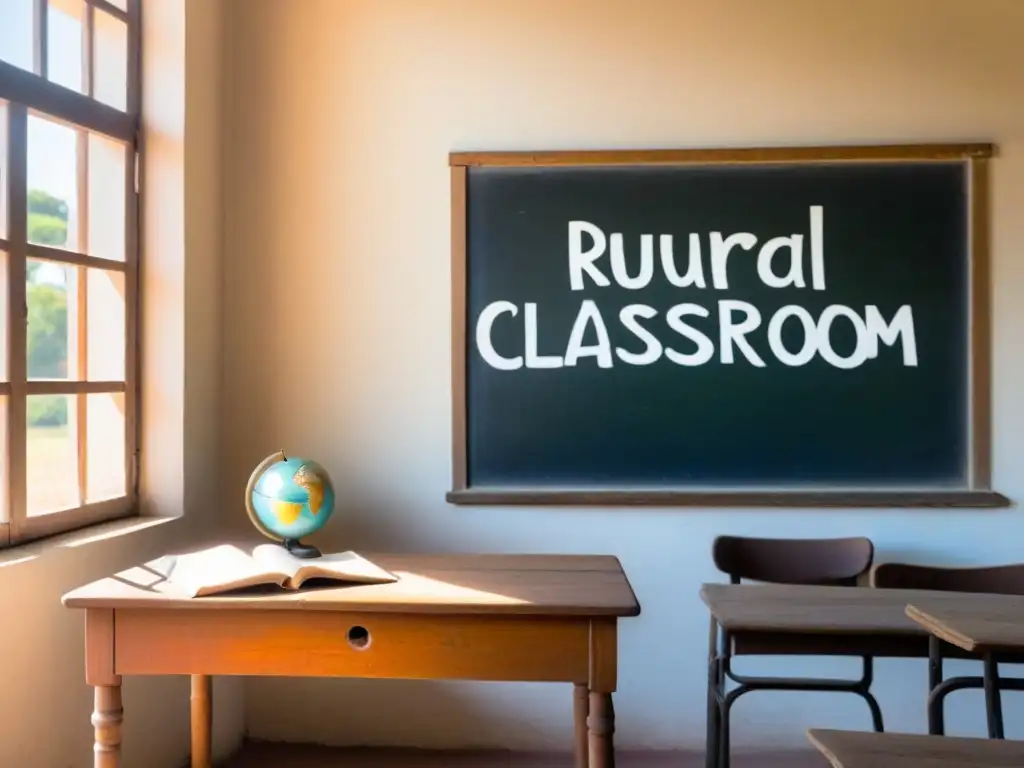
[283,538,322,559]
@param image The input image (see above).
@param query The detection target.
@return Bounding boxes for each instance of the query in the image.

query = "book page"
[163,544,285,598]
[291,550,399,588]
[251,544,306,580]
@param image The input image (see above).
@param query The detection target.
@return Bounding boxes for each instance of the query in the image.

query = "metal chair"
[871,561,1024,739]
[707,535,877,768]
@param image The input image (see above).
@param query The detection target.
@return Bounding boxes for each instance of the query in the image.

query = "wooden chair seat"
[807,728,1024,768]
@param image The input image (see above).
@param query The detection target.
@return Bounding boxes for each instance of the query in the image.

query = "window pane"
[0,252,7,381]
[48,0,86,94]
[27,115,80,252]
[105,0,128,11]
[87,267,124,380]
[87,132,126,261]
[27,394,79,515]
[27,259,77,380]
[0,0,34,73]
[93,11,127,111]
[0,101,7,240]
[86,392,124,502]
[0,396,6,523]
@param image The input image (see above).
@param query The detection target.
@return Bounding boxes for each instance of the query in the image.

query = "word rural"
[474,206,919,371]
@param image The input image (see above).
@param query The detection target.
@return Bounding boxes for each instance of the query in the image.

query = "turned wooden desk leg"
[86,609,122,768]
[588,692,615,768]
[191,674,213,768]
[574,683,590,768]
[92,685,123,768]
[588,618,617,768]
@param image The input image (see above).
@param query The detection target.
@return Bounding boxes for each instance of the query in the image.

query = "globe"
[244,450,336,559]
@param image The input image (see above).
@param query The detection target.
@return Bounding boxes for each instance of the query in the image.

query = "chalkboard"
[447,145,1007,507]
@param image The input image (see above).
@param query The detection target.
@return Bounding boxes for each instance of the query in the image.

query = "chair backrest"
[712,535,874,586]
[870,562,1024,595]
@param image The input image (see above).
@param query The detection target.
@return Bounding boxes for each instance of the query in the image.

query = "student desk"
[907,596,1024,655]
[62,553,640,768]
[700,584,1024,767]
[806,728,1024,768]
[701,582,1024,658]
[907,596,1024,739]
[804,599,1024,768]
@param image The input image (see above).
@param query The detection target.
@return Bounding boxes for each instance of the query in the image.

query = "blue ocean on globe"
[250,456,336,541]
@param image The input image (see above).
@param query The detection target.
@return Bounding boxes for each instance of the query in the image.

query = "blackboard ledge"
[448,143,996,167]
[445,489,1011,509]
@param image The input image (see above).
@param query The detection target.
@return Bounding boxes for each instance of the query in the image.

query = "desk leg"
[574,683,589,768]
[86,609,121,768]
[191,675,213,768]
[706,617,721,768]
[588,692,615,768]
[927,635,946,736]
[983,655,1004,740]
[92,684,123,768]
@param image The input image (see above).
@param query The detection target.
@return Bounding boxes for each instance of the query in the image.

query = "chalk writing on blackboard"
[474,205,918,372]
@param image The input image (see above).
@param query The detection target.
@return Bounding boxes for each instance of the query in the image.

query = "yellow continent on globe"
[271,499,303,525]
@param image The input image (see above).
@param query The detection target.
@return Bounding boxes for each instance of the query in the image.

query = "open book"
[160,543,399,598]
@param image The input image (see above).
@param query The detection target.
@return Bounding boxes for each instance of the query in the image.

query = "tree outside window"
[27,190,69,427]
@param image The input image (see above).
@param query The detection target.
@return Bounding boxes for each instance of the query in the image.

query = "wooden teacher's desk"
[63,553,640,768]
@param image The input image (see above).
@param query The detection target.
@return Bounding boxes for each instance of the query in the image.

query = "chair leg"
[860,690,885,733]
[927,635,946,736]
[715,650,883,766]
[706,656,720,768]
[718,692,732,768]
[855,656,885,733]
[717,628,732,768]
[706,615,721,768]
[984,654,1005,739]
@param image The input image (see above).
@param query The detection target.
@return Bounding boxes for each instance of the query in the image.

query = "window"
[0,0,139,547]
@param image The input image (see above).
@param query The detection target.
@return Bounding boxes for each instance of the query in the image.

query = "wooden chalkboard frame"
[447,144,1009,508]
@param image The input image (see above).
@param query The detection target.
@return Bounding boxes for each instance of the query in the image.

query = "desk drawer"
[114,609,594,683]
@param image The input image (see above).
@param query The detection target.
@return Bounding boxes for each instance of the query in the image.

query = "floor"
[220,742,824,767]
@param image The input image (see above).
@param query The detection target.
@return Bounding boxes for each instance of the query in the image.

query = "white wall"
[222,0,1024,753]
[0,1,242,765]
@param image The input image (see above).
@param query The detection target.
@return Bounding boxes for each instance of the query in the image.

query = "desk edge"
[61,596,641,616]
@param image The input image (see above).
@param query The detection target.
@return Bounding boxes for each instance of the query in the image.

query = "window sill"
[0,514,182,569]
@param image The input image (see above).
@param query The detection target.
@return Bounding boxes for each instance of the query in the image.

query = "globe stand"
[284,538,322,559]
